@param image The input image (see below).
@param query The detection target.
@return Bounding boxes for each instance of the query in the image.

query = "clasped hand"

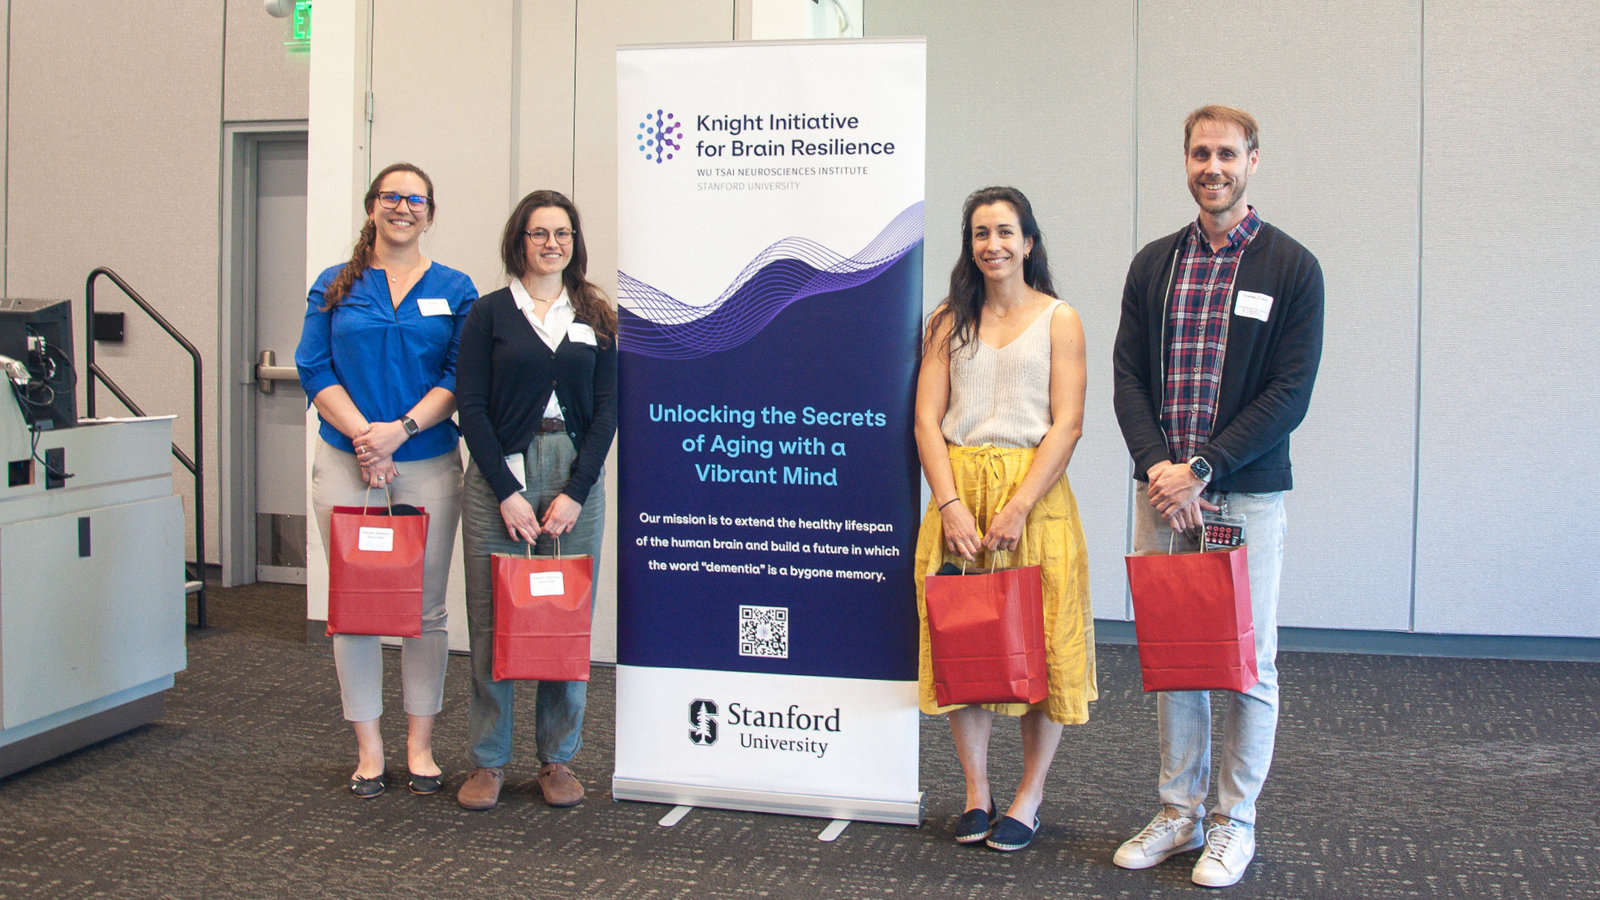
[940,498,1028,562]
[354,420,409,489]
[499,492,584,545]
[1146,460,1217,534]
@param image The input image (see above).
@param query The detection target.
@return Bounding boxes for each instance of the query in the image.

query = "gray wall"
[3,0,308,565]
[869,1,1598,639]
[1415,2,1600,636]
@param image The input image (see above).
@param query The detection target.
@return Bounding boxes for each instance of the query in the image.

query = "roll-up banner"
[613,39,926,825]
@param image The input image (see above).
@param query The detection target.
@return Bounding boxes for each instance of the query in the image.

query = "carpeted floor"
[1,582,1596,899]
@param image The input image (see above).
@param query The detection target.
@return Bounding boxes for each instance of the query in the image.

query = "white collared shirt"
[509,278,572,419]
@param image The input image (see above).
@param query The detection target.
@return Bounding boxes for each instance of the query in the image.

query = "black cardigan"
[455,286,618,504]
[1112,221,1324,494]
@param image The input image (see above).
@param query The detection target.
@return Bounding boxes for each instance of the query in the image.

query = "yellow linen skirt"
[915,444,1097,724]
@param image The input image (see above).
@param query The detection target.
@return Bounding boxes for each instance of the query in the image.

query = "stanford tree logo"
[688,699,718,745]
[637,110,682,163]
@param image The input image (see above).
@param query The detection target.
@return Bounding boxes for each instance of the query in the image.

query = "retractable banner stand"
[613,39,926,825]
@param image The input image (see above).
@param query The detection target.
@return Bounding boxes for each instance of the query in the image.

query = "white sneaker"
[1113,808,1203,869]
[1190,818,1256,888]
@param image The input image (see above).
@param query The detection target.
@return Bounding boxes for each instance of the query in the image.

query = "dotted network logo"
[637,110,682,163]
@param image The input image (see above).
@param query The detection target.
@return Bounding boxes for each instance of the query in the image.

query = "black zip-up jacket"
[455,286,618,504]
[1112,220,1324,494]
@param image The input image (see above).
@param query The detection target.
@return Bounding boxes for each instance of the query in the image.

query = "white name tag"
[503,453,527,490]
[529,571,566,596]
[1234,290,1274,322]
[568,323,598,346]
[357,527,394,552]
[417,297,452,317]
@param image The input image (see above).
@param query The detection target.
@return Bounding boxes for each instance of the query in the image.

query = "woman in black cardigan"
[452,190,618,812]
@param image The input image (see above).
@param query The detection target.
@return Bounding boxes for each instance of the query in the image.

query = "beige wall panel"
[7,0,225,563]
[515,0,577,198]
[369,0,515,294]
[1416,3,1600,636]
[868,1,1138,622]
[1138,2,1421,631]
[224,0,311,122]
[573,1,733,663]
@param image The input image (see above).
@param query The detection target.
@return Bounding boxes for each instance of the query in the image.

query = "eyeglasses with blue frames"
[525,228,577,245]
[376,191,430,212]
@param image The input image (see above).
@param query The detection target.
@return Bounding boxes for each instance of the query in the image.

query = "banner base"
[612,777,924,826]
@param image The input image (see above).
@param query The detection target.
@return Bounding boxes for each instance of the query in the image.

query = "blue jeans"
[460,433,604,768]
[1132,484,1286,829]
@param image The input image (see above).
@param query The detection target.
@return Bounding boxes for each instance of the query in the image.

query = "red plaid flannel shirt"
[1161,206,1262,463]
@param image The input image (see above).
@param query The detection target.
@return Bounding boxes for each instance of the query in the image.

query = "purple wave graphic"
[618,201,923,359]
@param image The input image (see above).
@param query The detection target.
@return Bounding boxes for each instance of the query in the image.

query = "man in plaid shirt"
[1111,105,1325,888]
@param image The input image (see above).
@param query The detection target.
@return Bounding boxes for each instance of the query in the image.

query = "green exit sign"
[286,0,311,50]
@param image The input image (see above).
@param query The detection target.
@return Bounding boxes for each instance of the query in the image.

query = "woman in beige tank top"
[913,187,1096,852]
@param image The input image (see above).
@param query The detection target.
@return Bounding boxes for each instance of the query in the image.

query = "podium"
[0,401,186,779]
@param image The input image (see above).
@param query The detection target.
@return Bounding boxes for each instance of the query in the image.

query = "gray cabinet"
[0,415,186,777]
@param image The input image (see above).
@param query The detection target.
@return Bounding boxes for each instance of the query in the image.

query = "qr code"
[739,605,789,659]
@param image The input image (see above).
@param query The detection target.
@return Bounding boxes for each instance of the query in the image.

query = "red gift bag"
[924,562,1048,706]
[491,543,593,682]
[326,492,428,638]
[1125,543,1257,692]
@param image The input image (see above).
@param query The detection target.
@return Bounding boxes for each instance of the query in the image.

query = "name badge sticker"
[568,323,598,346]
[417,297,452,317]
[1235,291,1274,322]
[529,571,566,596]
[358,527,395,552]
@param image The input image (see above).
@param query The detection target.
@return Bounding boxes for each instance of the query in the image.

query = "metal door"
[252,138,310,583]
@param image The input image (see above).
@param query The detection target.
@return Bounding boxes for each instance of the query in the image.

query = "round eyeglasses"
[525,228,577,245]
[376,191,430,212]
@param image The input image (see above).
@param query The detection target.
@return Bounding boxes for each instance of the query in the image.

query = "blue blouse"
[295,261,478,461]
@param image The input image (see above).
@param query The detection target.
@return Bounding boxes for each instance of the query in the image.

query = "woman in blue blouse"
[452,190,617,812]
[295,162,477,799]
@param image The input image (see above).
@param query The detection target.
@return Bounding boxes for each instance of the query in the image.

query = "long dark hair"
[500,189,618,344]
[322,163,436,310]
[926,186,1056,357]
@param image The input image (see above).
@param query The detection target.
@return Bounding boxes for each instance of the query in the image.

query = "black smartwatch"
[401,416,420,437]
[1188,455,1213,483]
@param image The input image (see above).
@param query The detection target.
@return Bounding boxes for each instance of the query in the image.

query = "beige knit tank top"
[940,300,1062,449]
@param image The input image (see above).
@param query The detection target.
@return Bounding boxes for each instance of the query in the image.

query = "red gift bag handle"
[519,533,565,560]
[356,482,398,523]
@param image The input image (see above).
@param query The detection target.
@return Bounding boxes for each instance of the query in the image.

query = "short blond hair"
[1183,105,1259,153]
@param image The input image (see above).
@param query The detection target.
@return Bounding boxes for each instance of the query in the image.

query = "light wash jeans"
[460,433,604,768]
[1132,483,1286,829]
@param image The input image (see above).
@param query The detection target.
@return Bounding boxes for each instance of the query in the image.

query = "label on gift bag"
[357,527,395,552]
[529,571,565,596]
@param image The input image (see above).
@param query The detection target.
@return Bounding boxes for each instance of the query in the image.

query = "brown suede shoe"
[538,762,584,807]
[456,767,504,811]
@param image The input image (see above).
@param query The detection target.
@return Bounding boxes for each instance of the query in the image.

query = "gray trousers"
[312,440,462,722]
[460,432,604,767]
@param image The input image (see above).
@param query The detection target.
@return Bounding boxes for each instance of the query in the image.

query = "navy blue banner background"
[617,246,923,682]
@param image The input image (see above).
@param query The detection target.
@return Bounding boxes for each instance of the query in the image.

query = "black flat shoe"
[954,803,998,844]
[409,772,443,795]
[349,773,387,799]
[986,814,1040,852]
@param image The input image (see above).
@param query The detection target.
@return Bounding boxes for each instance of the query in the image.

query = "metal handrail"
[84,267,206,628]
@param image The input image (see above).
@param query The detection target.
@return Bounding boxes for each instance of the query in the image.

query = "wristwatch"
[401,416,420,437]
[1188,455,1213,483]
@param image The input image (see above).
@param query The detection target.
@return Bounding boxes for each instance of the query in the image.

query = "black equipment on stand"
[0,298,77,430]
